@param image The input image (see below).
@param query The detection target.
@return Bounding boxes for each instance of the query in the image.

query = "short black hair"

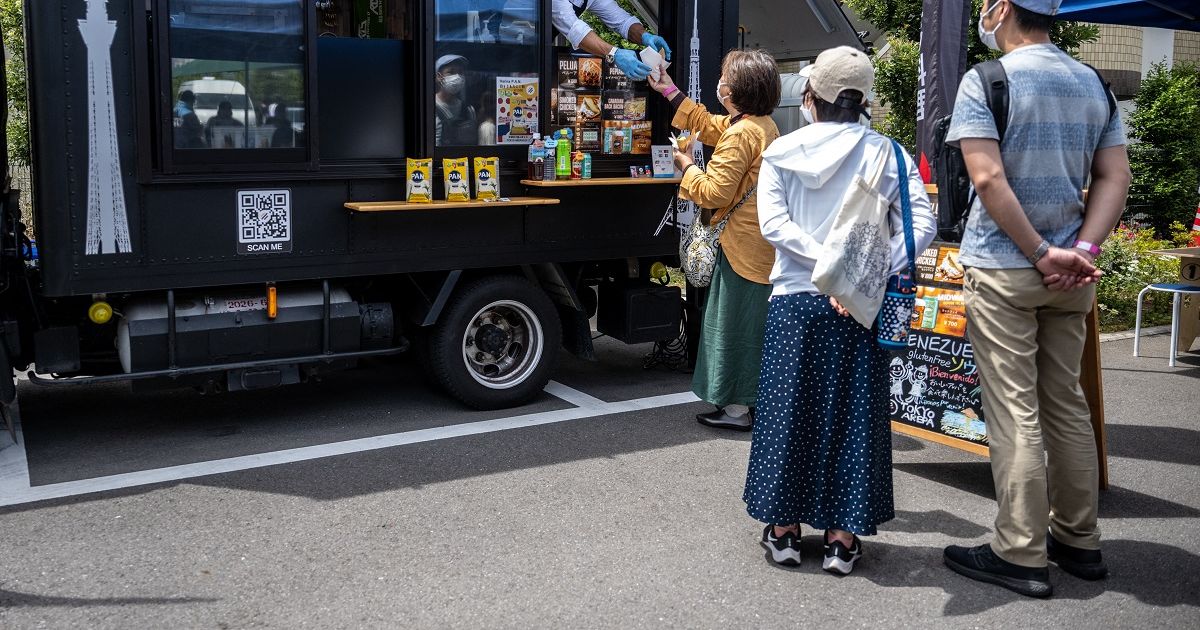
[807,88,864,124]
[1011,3,1055,33]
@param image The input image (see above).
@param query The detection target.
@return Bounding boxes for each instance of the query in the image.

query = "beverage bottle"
[555,132,572,180]
[571,151,583,179]
[581,153,592,179]
[543,138,557,181]
[527,133,544,179]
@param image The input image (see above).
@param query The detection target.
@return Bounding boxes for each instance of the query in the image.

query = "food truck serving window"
[162,0,309,165]
[434,0,540,148]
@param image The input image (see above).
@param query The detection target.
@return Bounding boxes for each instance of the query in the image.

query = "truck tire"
[426,276,561,409]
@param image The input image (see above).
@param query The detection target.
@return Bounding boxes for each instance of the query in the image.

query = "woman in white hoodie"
[744,47,936,574]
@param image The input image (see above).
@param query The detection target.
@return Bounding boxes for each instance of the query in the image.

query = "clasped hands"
[1036,246,1102,291]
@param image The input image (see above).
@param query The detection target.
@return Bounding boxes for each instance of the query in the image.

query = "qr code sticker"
[237,189,291,243]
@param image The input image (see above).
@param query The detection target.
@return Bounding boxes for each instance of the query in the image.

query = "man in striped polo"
[941,0,1132,598]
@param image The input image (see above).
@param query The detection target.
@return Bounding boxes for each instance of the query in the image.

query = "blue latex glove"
[641,33,672,61]
[613,48,652,81]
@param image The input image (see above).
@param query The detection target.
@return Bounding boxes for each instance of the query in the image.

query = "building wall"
[1176,30,1200,65]
[1078,24,1143,98]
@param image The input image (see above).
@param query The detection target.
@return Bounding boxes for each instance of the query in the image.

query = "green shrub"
[1126,62,1200,237]
[1095,222,1192,330]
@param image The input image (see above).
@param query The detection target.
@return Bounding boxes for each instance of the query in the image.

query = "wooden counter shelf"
[345,196,560,212]
[520,177,682,187]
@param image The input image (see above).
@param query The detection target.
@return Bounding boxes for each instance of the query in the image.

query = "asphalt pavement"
[0,333,1196,628]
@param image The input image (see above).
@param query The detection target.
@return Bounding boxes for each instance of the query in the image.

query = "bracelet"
[663,85,679,99]
[1027,240,1051,265]
[1073,239,1102,256]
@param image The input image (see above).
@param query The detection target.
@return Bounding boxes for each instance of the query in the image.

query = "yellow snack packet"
[473,157,500,201]
[406,157,433,203]
[442,158,470,202]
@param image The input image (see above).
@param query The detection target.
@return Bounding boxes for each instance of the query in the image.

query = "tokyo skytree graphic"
[78,0,132,255]
[655,0,703,238]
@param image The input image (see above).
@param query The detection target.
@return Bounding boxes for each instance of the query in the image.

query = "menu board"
[552,50,651,155]
[889,241,988,447]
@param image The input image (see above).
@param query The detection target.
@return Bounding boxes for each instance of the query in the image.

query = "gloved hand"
[641,33,672,61]
[613,48,652,81]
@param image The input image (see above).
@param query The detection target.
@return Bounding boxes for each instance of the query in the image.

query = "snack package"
[443,157,470,202]
[474,156,500,200]
[406,157,433,203]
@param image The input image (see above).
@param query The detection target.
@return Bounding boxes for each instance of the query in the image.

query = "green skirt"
[693,252,773,407]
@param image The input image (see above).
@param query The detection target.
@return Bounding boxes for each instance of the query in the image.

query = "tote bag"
[811,147,894,329]
[679,185,756,288]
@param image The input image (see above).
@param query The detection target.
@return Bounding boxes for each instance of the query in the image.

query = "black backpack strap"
[1082,62,1118,124]
[975,60,1009,142]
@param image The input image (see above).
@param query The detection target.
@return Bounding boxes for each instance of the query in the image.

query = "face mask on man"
[978,0,1005,51]
[441,73,466,96]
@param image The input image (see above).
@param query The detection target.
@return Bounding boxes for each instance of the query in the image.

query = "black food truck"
[0,0,741,412]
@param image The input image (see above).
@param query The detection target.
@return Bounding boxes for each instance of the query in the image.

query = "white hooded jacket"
[757,122,937,296]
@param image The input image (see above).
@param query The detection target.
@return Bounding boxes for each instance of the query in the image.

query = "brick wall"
[1078,24,1144,98]
[1176,31,1200,65]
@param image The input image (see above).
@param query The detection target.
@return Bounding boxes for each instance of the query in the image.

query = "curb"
[1099,325,1171,343]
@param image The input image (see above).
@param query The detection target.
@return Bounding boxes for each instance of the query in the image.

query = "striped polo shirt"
[947,43,1126,269]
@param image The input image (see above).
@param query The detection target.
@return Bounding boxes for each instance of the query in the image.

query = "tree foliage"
[1,0,28,165]
[1126,62,1200,235]
[855,0,1098,151]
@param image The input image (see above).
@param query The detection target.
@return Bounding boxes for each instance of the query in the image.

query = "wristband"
[1073,240,1101,256]
[663,85,679,99]
[1027,240,1051,265]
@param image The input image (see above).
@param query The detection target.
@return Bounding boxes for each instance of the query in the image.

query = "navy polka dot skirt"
[742,293,895,536]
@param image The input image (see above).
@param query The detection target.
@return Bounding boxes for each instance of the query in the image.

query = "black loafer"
[1048,532,1108,580]
[695,407,753,431]
[944,544,1053,598]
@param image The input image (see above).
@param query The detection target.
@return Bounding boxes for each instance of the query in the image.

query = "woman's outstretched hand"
[648,65,676,95]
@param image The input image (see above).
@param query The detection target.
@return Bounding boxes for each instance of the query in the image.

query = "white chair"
[1134,283,1200,367]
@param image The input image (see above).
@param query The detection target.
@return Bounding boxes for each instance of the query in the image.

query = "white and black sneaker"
[761,525,802,566]
[822,531,863,575]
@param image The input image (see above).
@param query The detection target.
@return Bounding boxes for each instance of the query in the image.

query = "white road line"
[544,380,608,408]
[0,389,700,508]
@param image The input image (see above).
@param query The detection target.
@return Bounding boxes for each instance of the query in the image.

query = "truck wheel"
[427,276,560,409]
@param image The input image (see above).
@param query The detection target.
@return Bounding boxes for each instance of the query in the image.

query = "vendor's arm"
[757,160,825,263]
[678,128,750,216]
[552,0,642,55]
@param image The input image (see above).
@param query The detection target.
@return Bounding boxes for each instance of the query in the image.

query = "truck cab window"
[167,0,307,151]
[434,0,540,148]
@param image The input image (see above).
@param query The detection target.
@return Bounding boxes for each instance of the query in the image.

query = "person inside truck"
[205,100,244,149]
[552,0,671,81]
[173,90,205,149]
[266,99,296,148]
[435,54,479,146]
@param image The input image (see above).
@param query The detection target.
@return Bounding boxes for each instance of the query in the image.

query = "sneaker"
[943,544,1053,598]
[822,531,863,575]
[1047,532,1108,580]
[761,525,801,566]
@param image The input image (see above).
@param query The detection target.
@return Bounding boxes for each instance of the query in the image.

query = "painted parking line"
[0,384,700,508]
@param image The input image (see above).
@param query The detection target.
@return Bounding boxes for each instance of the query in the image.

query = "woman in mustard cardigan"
[649,50,781,431]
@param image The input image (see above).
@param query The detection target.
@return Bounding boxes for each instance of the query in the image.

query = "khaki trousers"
[963,267,1100,568]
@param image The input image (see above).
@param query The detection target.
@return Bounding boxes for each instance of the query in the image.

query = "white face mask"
[441,73,466,96]
[715,81,733,107]
[978,0,1005,51]
[801,104,815,125]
